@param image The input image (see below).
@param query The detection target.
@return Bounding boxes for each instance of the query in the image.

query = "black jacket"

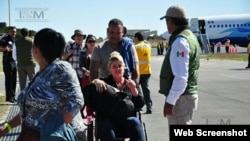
[84,75,145,121]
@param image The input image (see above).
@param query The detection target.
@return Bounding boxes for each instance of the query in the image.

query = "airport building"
[125,29,157,39]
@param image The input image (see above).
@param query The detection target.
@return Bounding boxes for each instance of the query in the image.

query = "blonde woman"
[90,51,145,141]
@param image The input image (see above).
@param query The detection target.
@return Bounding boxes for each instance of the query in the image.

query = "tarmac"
[0,47,250,141]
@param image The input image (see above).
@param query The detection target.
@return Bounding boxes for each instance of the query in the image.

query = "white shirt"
[165,37,190,105]
[12,43,17,60]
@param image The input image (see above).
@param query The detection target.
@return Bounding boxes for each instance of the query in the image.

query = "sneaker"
[6,98,17,103]
[144,109,152,114]
[6,99,16,103]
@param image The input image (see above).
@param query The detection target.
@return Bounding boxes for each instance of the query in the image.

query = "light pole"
[8,0,11,26]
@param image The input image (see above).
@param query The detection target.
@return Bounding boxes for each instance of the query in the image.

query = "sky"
[0,0,249,41]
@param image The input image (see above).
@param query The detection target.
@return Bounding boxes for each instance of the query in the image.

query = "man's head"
[20,28,29,37]
[71,29,86,45]
[107,18,124,46]
[123,26,127,37]
[160,5,188,34]
[160,5,186,20]
[133,32,144,43]
[8,26,17,38]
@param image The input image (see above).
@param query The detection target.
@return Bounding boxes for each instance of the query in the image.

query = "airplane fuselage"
[190,14,250,47]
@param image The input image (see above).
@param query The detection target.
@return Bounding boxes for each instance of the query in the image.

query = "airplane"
[161,31,171,40]
[190,14,250,48]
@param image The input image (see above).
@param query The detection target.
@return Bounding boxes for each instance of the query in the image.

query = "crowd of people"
[7,3,249,141]
[0,16,154,140]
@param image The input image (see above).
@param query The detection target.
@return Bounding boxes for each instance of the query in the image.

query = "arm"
[129,82,145,110]
[167,38,189,105]
[0,114,21,137]
[125,79,138,96]
[62,44,73,60]
[0,36,13,52]
[56,63,84,123]
[92,78,107,93]
[131,46,140,83]
[131,61,140,83]
[0,45,12,52]
[63,112,74,124]
[89,59,100,81]
[124,78,145,110]
[163,37,189,117]
[62,52,73,60]
[79,50,89,76]
[89,45,101,81]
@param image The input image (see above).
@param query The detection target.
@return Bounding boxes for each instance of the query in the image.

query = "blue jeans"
[98,117,145,141]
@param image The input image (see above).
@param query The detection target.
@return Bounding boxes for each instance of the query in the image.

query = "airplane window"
[209,25,212,28]
[244,24,246,27]
[229,24,231,27]
[237,24,239,27]
[213,25,216,28]
[217,25,219,28]
[241,24,243,27]
[221,25,223,28]
[233,24,235,27]
[225,25,227,27]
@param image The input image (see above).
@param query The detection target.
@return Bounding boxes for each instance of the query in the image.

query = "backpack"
[83,83,135,121]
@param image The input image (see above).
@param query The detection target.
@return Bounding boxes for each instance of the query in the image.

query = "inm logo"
[202,115,233,125]
[15,8,48,22]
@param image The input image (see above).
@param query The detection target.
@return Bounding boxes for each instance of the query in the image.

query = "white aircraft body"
[190,14,250,47]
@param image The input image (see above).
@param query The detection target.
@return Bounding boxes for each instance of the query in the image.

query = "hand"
[125,79,138,96]
[0,125,8,137]
[126,79,136,89]
[5,46,12,52]
[163,102,174,117]
[68,50,73,56]
[85,70,90,76]
[94,79,107,93]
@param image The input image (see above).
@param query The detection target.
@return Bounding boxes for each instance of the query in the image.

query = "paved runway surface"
[0,48,250,141]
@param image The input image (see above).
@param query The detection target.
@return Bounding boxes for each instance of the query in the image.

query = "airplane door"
[190,18,207,35]
[190,18,199,33]
[199,20,206,34]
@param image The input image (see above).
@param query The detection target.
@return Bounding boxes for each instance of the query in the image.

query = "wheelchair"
[82,82,148,141]
[84,110,148,141]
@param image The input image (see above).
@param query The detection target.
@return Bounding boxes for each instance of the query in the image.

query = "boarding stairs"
[198,34,210,54]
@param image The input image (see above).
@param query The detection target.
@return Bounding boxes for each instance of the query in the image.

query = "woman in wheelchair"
[86,51,145,141]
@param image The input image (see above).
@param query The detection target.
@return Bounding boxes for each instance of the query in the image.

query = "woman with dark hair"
[80,34,97,118]
[0,28,86,141]
[80,34,97,88]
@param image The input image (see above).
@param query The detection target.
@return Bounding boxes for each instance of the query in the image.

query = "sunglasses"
[87,40,96,43]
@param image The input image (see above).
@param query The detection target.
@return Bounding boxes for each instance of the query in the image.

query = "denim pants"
[98,117,145,141]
